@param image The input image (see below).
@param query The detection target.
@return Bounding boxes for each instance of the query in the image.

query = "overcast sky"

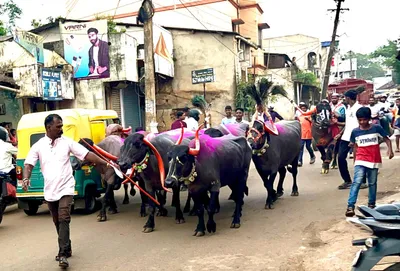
[4,0,400,54]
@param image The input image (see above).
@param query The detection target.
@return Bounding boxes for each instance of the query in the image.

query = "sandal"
[345,207,355,217]
[55,251,72,261]
[58,256,69,269]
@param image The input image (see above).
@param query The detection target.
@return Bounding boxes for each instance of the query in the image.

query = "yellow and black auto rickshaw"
[15,109,119,215]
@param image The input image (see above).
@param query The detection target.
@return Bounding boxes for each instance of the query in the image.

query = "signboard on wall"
[191,68,215,84]
[42,68,62,101]
[13,30,44,64]
[60,20,110,80]
[153,23,174,78]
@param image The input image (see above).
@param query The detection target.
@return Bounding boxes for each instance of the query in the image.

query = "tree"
[345,52,385,80]
[31,19,43,28]
[0,0,22,34]
[0,21,7,36]
[371,40,400,83]
[295,70,319,86]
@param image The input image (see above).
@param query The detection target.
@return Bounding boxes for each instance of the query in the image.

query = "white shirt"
[342,102,363,142]
[378,101,391,111]
[368,104,381,118]
[0,139,18,173]
[221,117,235,125]
[185,117,199,131]
[25,135,89,202]
[91,46,99,75]
[234,119,249,124]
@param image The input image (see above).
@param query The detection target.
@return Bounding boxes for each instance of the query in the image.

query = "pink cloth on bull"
[106,124,123,137]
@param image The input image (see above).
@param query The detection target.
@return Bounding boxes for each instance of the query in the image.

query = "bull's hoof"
[207,220,216,233]
[291,191,299,197]
[97,214,107,222]
[320,168,329,174]
[330,164,338,169]
[230,223,241,229]
[265,203,274,209]
[156,208,168,217]
[143,227,154,233]
[130,188,136,197]
[176,218,185,224]
[122,198,129,205]
[277,191,284,198]
[193,231,205,237]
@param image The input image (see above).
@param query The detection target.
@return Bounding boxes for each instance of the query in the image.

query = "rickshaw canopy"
[16,109,119,158]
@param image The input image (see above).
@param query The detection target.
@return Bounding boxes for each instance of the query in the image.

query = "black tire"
[84,187,97,214]
[23,202,40,216]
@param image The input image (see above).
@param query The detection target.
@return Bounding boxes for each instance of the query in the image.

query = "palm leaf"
[247,84,263,105]
[355,85,366,94]
[191,95,208,112]
[270,85,289,100]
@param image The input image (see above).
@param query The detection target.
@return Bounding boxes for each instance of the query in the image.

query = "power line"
[77,0,143,19]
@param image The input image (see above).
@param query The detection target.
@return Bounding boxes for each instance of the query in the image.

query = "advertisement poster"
[60,20,110,80]
[42,69,63,101]
[13,30,44,64]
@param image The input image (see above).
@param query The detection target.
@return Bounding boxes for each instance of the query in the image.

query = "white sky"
[3,0,400,54]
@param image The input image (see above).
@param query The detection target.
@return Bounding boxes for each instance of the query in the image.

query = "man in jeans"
[345,107,394,216]
[336,89,365,190]
[22,114,112,268]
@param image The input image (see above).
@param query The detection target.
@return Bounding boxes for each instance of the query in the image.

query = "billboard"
[42,68,63,101]
[13,30,44,64]
[153,24,174,78]
[60,20,110,80]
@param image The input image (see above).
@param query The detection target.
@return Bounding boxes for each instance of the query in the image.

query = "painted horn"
[92,145,118,161]
[188,123,204,156]
[142,138,172,193]
[175,125,184,145]
[122,126,132,133]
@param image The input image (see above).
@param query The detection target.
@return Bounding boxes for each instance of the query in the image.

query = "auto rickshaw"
[15,109,119,215]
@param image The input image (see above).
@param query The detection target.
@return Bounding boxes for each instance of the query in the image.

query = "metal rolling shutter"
[110,88,121,119]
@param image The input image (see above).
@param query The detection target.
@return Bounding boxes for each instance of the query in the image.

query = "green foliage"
[0,0,22,33]
[344,52,385,80]
[295,70,319,86]
[31,19,43,28]
[94,15,126,34]
[371,40,400,83]
[191,95,208,112]
[0,21,7,36]
[235,80,256,113]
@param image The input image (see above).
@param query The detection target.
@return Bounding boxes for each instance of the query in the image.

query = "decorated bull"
[165,125,252,237]
[118,128,197,232]
[248,120,301,209]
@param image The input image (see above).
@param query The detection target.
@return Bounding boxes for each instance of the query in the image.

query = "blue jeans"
[347,165,378,208]
[298,139,315,164]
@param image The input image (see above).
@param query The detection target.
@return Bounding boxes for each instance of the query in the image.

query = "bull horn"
[188,123,204,156]
[142,138,172,193]
[122,126,132,133]
[175,125,184,145]
[93,145,118,161]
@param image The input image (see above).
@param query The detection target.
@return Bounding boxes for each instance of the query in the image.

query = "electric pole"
[140,0,157,132]
[321,0,349,99]
[349,50,354,78]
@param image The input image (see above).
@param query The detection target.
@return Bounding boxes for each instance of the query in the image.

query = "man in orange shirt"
[296,103,316,167]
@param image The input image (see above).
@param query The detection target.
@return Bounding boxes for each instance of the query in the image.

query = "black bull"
[248,120,301,209]
[165,131,252,237]
[118,132,190,233]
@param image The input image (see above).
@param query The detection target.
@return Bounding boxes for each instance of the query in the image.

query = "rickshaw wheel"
[24,202,39,216]
[84,187,97,214]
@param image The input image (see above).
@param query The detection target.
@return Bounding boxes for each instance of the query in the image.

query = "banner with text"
[60,20,110,80]
[42,68,63,100]
[14,30,44,64]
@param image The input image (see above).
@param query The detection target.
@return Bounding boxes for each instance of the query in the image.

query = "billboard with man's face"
[60,20,110,80]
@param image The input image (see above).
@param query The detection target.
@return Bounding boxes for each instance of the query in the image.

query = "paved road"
[1,151,399,271]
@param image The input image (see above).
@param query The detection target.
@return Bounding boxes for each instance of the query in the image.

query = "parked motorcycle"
[0,172,17,225]
[348,203,400,270]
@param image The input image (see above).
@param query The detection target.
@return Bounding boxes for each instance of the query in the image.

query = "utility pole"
[140,0,157,132]
[321,0,349,99]
[349,50,354,78]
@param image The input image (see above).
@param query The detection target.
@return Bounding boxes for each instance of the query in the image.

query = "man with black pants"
[336,90,367,190]
[22,114,112,268]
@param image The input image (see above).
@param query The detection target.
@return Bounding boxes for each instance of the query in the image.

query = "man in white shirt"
[23,114,112,268]
[336,89,363,190]
[0,128,17,186]
[234,107,249,124]
[221,105,236,125]
[368,97,381,119]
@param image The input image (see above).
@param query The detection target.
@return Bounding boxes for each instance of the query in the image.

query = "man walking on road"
[336,90,365,190]
[22,114,113,268]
